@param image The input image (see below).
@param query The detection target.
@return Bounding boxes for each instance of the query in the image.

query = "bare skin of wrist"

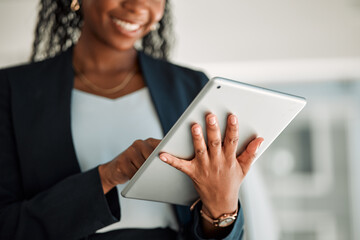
[98,164,117,194]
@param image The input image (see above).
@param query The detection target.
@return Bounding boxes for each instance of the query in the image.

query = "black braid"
[142,1,173,60]
[31,0,174,62]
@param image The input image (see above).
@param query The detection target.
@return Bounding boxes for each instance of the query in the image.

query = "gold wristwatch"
[200,208,238,227]
[190,198,238,227]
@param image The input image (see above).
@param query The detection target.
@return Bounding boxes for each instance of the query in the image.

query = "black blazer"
[0,48,244,240]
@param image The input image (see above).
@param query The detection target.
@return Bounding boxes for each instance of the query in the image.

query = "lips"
[111,17,141,32]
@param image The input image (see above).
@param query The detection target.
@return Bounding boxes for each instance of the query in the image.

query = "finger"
[118,157,138,180]
[191,123,208,161]
[145,138,161,149]
[126,163,139,179]
[130,140,154,168]
[206,114,222,158]
[237,137,264,175]
[223,114,239,158]
[128,146,146,169]
[159,153,193,177]
[132,140,154,158]
[140,141,157,159]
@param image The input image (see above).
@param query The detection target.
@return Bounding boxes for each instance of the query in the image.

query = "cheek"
[82,0,114,24]
[153,3,166,23]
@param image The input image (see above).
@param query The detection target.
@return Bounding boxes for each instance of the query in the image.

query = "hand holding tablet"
[159,113,264,218]
[122,77,306,206]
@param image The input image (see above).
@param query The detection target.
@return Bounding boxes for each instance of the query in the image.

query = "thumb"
[159,153,192,177]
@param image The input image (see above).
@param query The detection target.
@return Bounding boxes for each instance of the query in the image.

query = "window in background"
[256,80,360,240]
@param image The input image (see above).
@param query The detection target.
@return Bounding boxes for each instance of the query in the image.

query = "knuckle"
[210,139,222,147]
[196,148,206,156]
[228,137,239,145]
[128,145,137,154]
[146,137,156,143]
[146,138,160,148]
[134,139,142,144]
[202,169,210,178]
[132,139,142,148]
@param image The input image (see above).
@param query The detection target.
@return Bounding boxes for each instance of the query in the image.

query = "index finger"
[145,138,161,149]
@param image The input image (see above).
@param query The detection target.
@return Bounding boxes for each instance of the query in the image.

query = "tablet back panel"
[122,77,306,206]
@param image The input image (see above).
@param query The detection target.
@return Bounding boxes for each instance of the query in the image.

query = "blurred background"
[1,0,359,239]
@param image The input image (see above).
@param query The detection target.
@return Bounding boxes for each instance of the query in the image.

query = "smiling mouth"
[112,17,141,32]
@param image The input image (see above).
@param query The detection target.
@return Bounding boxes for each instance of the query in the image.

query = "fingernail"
[193,127,201,135]
[159,155,167,162]
[208,116,216,125]
[255,141,263,154]
[230,115,237,125]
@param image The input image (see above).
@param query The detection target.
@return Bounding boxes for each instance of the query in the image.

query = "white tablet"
[121,77,306,206]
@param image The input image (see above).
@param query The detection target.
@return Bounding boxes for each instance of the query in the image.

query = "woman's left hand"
[159,113,263,219]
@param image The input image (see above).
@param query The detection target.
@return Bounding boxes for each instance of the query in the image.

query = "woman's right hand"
[98,138,161,194]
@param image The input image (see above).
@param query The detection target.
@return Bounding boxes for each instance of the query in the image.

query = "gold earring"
[150,23,160,31]
[71,0,80,11]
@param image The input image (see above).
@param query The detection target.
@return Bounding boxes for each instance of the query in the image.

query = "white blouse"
[70,88,179,233]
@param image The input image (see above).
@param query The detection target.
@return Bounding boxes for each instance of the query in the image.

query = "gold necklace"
[74,66,138,95]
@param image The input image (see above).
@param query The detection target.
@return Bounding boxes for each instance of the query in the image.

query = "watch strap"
[200,208,238,227]
[190,198,238,227]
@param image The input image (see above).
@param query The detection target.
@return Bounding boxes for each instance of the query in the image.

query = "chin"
[107,40,137,52]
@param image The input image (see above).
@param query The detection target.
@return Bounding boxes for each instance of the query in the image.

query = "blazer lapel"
[138,52,186,135]
[10,48,80,196]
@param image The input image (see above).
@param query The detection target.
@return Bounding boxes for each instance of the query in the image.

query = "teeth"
[112,18,140,31]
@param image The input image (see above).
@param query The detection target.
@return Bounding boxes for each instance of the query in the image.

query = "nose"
[122,0,148,14]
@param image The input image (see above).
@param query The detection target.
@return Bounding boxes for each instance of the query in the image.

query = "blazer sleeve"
[0,71,119,240]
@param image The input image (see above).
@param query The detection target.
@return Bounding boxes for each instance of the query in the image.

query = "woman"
[0,0,263,239]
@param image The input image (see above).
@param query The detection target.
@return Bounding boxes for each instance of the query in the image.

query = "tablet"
[121,77,306,206]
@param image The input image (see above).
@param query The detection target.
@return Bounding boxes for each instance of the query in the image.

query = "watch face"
[218,217,236,227]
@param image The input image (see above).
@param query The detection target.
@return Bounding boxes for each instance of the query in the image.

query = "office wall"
[1,0,360,67]
[172,0,360,64]
[0,0,37,67]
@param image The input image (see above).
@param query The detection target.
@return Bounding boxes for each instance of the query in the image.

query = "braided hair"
[30,0,173,62]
